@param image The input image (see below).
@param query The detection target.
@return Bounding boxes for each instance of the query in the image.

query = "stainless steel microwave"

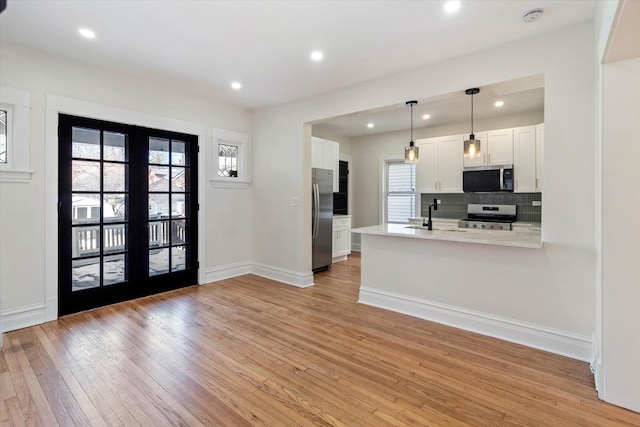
[463,165,514,192]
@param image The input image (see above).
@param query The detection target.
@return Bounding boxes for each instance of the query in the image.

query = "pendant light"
[463,88,481,159]
[404,100,419,163]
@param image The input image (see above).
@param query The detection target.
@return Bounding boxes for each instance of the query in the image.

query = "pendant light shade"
[463,88,481,159]
[404,100,419,163]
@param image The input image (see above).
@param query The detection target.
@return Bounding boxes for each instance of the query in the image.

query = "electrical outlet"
[436,199,441,204]
[291,197,299,206]
[532,201,542,207]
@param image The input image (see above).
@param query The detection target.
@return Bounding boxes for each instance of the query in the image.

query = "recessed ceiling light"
[78,28,96,39]
[444,1,461,14]
[367,123,374,128]
[494,101,504,107]
[422,114,431,120]
[311,51,323,61]
[231,82,242,90]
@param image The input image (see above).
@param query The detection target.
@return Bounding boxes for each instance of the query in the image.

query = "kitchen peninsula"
[352,221,542,248]
[349,222,590,360]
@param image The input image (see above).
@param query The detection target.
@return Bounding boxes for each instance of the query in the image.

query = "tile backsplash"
[420,192,542,222]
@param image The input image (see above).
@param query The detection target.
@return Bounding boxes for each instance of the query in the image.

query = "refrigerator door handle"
[312,183,319,238]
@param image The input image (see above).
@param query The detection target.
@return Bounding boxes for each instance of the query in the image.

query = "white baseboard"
[351,243,361,252]
[204,261,314,288]
[251,263,314,288]
[332,255,348,263]
[204,261,252,284]
[359,286,592,362]
[1,303,46,333]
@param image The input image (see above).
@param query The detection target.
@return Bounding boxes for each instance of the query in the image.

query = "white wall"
[252,23,595,347]
[311,126,352,155]
[601,58,640,412]
[0,44,252,329]
[350,111,544,240]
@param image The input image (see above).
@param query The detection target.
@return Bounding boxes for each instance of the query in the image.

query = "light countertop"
[351,222,542,249]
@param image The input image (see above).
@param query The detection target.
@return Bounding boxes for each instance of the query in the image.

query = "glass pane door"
[58,115,198,316]
[70,127,129,291]
[148,136,191,277]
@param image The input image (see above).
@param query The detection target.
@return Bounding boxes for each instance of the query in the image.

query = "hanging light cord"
[470,92,474,137]
[410,103,414,144]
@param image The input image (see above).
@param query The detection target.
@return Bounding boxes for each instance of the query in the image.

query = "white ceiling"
[0,1,596,111]
[315,74,545,137]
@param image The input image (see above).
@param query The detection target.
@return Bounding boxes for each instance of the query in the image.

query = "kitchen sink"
[405,225,467,232]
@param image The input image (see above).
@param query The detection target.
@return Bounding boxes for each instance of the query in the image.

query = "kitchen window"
[384,159,416,224]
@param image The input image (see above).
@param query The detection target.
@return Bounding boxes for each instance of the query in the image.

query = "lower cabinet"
[332,216,351,262]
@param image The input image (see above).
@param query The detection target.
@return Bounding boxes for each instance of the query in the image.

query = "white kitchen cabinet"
[332,216,351,262]
[312,137,339,192]
[513,124,544,193]
[535,123,544,191]
[487,129,514,165]
[416,135,463,193]
[463,129,513,167]
[513,126,537,192]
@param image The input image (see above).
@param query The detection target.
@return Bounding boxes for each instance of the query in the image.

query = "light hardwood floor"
[1,253,639,426]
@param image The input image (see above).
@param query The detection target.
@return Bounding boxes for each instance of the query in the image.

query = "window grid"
[218,143,238,177]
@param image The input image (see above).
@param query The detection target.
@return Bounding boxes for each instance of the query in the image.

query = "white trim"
[359,286,593,362]
[44,94,207,321]
[332,255,348,263]
[205,261,315,288]
[251,263,315,288]
[351,242,362,252]
[204,262,252,283]
[0,169,34,183]
[209,178,250,189]
[1,303,46,333]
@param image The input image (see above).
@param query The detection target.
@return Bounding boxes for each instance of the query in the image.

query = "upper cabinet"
[416,124,543,195]
[462,129,513,168]
[416,135,464,193]
[513,124,544,193]
[312,137,339,192]
[513,126,537,192]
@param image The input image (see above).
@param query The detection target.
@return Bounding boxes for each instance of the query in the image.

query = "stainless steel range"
[458,204,516,231]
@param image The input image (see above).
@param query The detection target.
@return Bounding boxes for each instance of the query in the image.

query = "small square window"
[210,128,249,188]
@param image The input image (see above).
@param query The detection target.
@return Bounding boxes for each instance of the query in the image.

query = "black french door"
[58,114,198,315]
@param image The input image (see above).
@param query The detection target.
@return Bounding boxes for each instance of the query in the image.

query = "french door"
[58,114,198,315]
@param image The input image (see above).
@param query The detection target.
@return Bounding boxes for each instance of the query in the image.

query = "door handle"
[313,184,320,239]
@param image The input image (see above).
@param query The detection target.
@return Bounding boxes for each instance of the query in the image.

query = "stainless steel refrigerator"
[312,168,333,272]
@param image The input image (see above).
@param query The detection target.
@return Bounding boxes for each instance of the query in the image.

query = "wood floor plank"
[3,335,55,426]
[2,253,640,426]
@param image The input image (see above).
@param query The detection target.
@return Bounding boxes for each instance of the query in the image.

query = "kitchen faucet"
[423,198,438,230]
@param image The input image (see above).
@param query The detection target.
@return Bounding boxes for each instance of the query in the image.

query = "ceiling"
[0,1,596,111]
[315,74,545,137]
